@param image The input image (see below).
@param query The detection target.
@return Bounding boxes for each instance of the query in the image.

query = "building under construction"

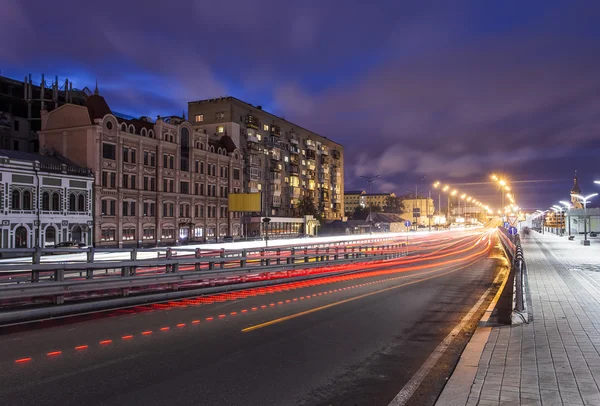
[0,74,90,152]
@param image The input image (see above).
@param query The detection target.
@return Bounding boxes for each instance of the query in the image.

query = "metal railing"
[497,227,528,324]
[0,241,408,306]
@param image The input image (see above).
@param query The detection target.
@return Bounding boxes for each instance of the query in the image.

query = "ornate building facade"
[39,89,243,247]
[0,149,93,250]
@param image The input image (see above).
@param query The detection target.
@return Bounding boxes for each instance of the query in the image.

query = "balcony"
[290,138,299,145]
[289,145,300,155]
[270,125,281,137]
[289,164,299,175]
[306,150,317,161]
[321,156,330,165]
[291,187,301,198]
[290,155,299,165]
[245,115,259,130]
[247,135,259,144]
[332,150,341,159]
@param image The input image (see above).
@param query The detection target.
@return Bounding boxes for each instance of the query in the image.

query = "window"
[43,192,51,211]
[215,112,224,120]
[150,152,156,167]
[78,194,85,211]
[123,174,129,189]
[220,206,228,218]
[123,201,136,216]
[163,153,168,168]
[103,143,116,160]
[14,120,20,131]
[263,124,269,131]
[195,160,199,173]
[233,168,240,180]
[123,147,129,163]
[103,171,116,188]
[180,181,189,194]
[217,126,224,134]
[212,185,217,196]
[143,202,155,216]
[101,228,116,242]
[11,190,20,210]
[123,228,136,241]
[144,151,149,166]
[162,229,174,239]
[15,226,27,248]
[195,114,204,122]
[169,156,174,169]
[22,190,32,210]
[195,205,204,218]
[52,192,60,211]
[193,227,203,238]
[200,162,205,174]
[143,229,155,239]
[131,149,136,163]
[180,204,190,218]
[101,199,116,216]
[45,226,56,247]
[143,176,155,191]
[200,183,205,196]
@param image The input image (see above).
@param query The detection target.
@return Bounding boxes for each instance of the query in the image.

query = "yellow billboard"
[228,193,261,212]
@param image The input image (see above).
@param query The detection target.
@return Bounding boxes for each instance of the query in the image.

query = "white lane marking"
[388,263,503,406]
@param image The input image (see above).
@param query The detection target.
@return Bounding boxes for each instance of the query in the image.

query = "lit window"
[284,156,289,162]
[195,114,203,122]
[263,124,269,131]
[217,126,224,134]
[257,184,262,191]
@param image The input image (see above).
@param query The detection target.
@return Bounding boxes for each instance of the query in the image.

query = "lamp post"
[571,193,598,245]
[360,175,380,234]
[559,201,572,237]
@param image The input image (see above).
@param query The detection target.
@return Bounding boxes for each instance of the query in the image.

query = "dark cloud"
[3,0,600,209]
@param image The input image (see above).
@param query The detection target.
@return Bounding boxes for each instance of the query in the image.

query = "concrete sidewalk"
[437,231,600,406]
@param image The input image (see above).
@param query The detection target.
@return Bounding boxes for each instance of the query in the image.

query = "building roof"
[0,148,91,175]
[571,171,581,194]
[188,96,343,147]
[366,193,395,197]
[345,190,365,195]
[85,93,112,121]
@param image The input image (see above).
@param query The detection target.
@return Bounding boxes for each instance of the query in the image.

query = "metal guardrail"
[496,227,528,324]
[0,242,408,306]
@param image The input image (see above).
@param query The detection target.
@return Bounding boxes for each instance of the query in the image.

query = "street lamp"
[552,205,564,235]
[571,193,598,245]
[360,175,380,234]
[559,201,572,237]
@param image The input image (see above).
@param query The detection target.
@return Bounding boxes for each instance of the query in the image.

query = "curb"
[435,259,511,405]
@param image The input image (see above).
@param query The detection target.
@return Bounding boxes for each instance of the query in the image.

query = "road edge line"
[388,242,506,406]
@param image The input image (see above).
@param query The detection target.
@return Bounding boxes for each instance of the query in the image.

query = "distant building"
[0,73,89,153]
[0,112,37,153]
[188,97,344,233]
[365,192,396,210]
[399,196,435,226]
[344,190,366,214]
[39,88,243,247]
[570,171,583,209]
[0,149,93,250]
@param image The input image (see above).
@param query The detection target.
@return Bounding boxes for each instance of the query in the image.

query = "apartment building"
[0,149,93,250]
[39,89,243,247]
[344,190,366,214]
[188,97,344,232]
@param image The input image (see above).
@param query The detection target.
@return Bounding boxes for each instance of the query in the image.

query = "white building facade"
[0,150,93,250]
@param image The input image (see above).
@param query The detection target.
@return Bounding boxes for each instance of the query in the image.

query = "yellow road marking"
[241,255,486,333]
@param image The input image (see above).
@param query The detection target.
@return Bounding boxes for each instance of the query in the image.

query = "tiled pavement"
[458,232,600,406]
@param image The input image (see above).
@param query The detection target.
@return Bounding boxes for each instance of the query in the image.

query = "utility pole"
[360,175,380,234]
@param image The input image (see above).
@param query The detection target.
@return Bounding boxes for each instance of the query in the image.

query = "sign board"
[503,221,510,229]
[508,226,518,236]
[413,208,421,218]
[404,220,412,228]
[228,193,261,212]
[508,216,518,226]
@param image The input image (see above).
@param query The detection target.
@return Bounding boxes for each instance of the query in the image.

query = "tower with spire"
[571,170,583,208]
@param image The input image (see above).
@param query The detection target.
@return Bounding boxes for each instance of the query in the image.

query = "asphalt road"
[0,228,507,406]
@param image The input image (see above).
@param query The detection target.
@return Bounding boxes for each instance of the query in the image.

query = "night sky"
[3,0,600,211]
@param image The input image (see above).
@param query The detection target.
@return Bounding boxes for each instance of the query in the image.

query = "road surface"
[0,228,508,406]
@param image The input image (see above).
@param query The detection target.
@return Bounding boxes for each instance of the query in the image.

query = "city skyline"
[2,0,600,209]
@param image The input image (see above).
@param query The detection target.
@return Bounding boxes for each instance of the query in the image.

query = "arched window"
[200,143,204,150]
[52,192,60,211]
[78,194,85,212]
[23,191,32,210]
[149,130,155,138]
[42,192,50,211]
[45,226,56,247]
[15,226,28,248]
[69,194,76,211]
[11,190,21,210]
